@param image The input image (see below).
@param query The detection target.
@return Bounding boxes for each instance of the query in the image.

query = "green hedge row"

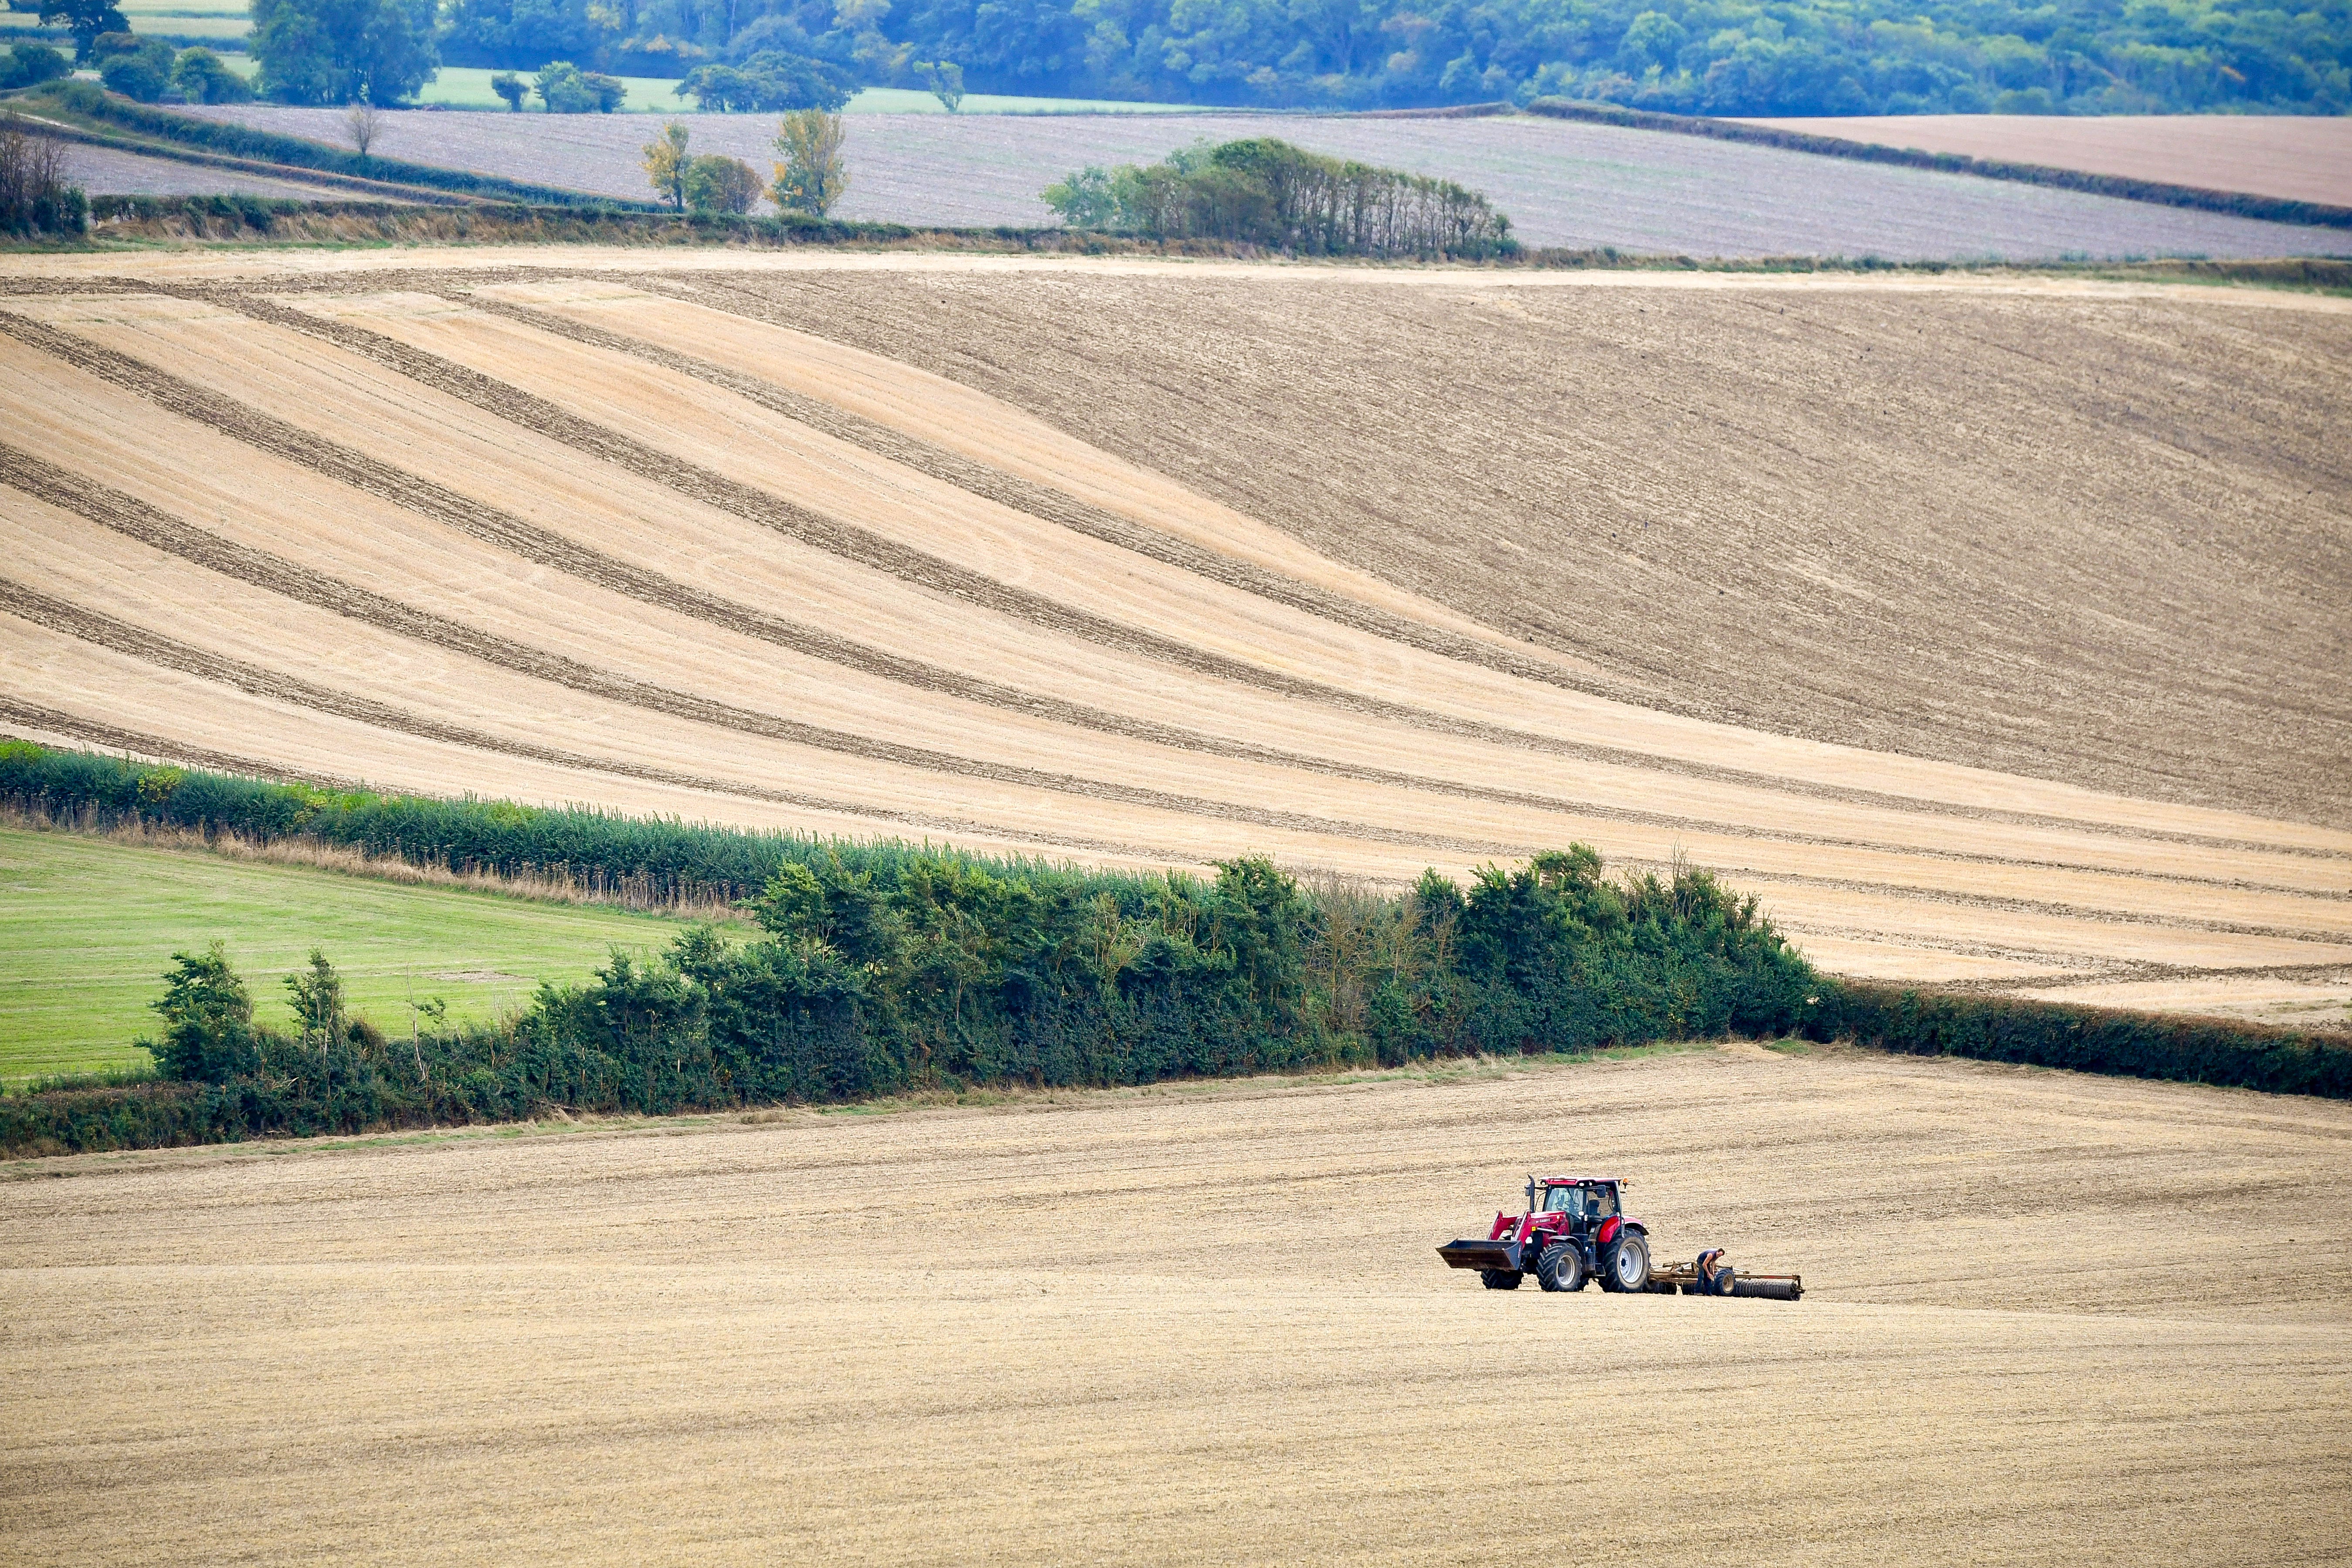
[1523,98,2352,233]
[1812,983,2352,1098]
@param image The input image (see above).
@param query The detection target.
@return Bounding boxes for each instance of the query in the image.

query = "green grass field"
[0,828,709,1085]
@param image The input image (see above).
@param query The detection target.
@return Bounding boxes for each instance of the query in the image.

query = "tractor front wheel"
[1479,1269,1522,1290]
[1600,1232,1652,1293]
[1537,1242,1585,1293]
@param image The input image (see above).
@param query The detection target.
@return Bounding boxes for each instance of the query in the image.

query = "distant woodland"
[431,0,2352,115]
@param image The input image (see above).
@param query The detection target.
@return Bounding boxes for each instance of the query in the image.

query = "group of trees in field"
[1045,138,1512,257]
[486,61,629,110]
[639,110,845,214]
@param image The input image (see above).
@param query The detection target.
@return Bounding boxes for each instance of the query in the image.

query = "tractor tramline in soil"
[1437,1176,1803,1300]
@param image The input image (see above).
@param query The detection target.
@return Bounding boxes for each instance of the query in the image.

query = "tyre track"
[7,276,2342,864]
[0,591,1195,865]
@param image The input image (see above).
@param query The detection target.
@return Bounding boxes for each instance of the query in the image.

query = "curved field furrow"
[1,253,2345,1021]
[22,299,2337,897]
[18,446,2352,950]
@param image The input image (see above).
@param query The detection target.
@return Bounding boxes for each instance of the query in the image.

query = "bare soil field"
[3,1047,2348,1564]
[176,105,2352,258]
[1738,113,2352,209]
[0,251,2345,1028]
[54,142,353,202]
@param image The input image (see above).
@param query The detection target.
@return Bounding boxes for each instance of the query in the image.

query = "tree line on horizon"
[18,0,2342,113]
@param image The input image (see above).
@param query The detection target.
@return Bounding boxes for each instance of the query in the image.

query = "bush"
[535,60,623,112]
[684,151,760,213]
[97,38,173,102]
[171,46,253,104]
[0,43,71,90]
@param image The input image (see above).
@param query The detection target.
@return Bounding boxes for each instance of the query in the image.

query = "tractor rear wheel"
[1600,1232,1652,1293]
[1479,1269,1522,1290]
[1537,1242,1585,1293]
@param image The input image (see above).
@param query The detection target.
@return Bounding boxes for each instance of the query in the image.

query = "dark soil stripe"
[458,282,1673,713]
[0,504,1537,861]
[0,593,1195,865]
[3,275,2339,866]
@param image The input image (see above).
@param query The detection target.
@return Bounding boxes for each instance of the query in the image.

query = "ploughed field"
[4,1047,2349,1564]
[0,250,2347,1028]
[1735,113,2352,210]
[173,105,2352,259]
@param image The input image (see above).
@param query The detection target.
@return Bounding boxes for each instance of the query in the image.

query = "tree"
[251,0,436,105]
[172,47,255,103]
[684,153,761,213]
[535,59,624,112]
[1,42,72,90]
[642,120,689,209]
[770,108,846,217]
[0,119,85,237]
[143,943,261,1083]
[285,949,349,1055]
[34,0,126,62]
[96,37,173,101]
[345,99,380,159]
[681,51,851,113]
[489,69,527,110]
[915,58,964,111]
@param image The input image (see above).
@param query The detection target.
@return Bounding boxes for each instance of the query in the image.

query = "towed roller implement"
[1438,1174,1802,1301]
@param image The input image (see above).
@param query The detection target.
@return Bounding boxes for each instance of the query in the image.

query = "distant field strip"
[1,265,2346,1022]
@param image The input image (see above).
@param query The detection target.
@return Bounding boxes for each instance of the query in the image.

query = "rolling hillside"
[0,251,2346,1030]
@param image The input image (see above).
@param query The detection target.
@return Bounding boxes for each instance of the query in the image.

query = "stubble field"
[3,1045,2348,1564]
[0,249,2346,1030]
[173,105,2352,258]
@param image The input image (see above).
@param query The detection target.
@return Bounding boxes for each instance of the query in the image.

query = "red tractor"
[1438,1175,1652,1293]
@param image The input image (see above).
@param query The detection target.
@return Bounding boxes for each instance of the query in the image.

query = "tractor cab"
[1538,1179,1619,1230]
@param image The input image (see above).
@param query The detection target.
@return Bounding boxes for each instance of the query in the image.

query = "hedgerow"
[3,740,2339,1159]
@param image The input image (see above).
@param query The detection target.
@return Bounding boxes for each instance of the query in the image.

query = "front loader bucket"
[1439,1238,1524,1273]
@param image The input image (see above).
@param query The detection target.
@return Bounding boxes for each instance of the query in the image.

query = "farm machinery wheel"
[1480,1269,1523,1290]
[1536,1242,1586,1293]
[1600,1232,1652,1293]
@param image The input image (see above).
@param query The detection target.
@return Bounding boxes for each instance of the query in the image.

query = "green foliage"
[770,105,846,214]
[915,57,964,109]
[96,36,173,101]
[684,152,762,212]
[143,942,262,1083]
[584,0,2352,114]
[1045,137,1512,258]
[489,68,527,108]
[1811,984,2352,1098]
[439,0,621,73]
[33,0,124,61]
[250,0,437,105]
[536,58,625,111]
[682,49,853,110]
[171,46,255,103]
[0,42,72,91]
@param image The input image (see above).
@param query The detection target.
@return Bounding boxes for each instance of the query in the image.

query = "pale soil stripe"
[448,284,1657,709]
[0,550,1544,862]
[156,285,2352,862]
[1,373,2322,909]
[0,592,1201,865]
[13,277,2343,864]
